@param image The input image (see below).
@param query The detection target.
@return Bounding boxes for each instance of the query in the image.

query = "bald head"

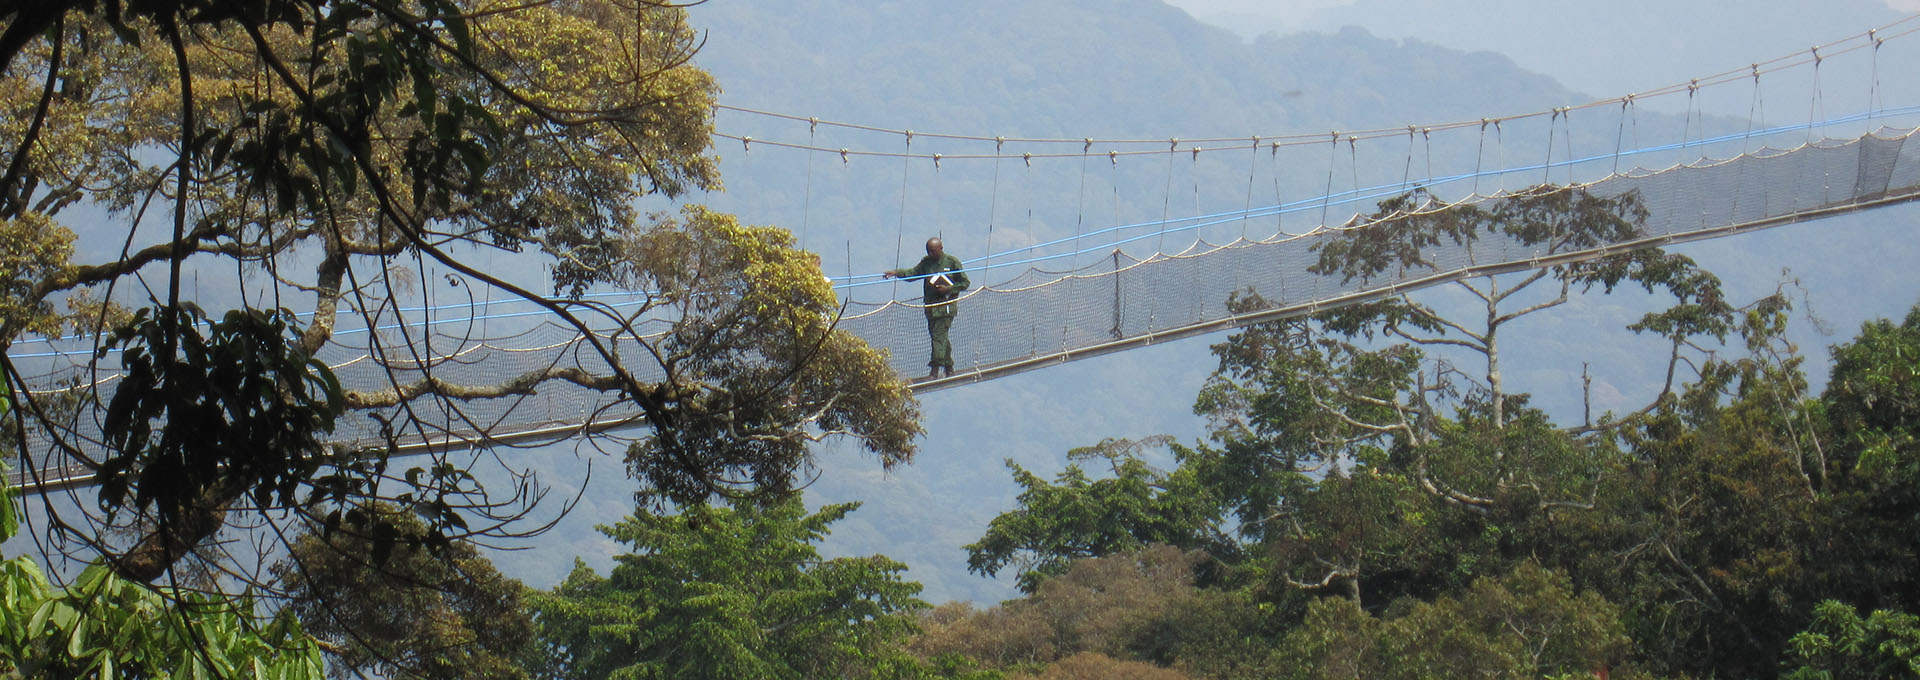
[925,237,944,257]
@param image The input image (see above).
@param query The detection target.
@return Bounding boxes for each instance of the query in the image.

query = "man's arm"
[947,258,970,292]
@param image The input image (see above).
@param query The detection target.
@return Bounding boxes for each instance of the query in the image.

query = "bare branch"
[342,366,626,409]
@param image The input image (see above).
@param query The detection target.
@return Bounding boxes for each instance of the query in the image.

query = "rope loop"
[839,148,850,164]
[741,136,751,152]
[1109,150,1118,165]
[1023,152,1033,167]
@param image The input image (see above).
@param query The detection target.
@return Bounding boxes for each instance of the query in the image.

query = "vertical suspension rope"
[1613,98,1630,177]
[1241,136,1259,241]
[1682,81,1698,169]
[1560,108,1575,186]
[1495,120,1507,195]
[1629,97,1639,164]
[1401,126,1416,192]
[1745,64,1765,156]
[1158,138,1177,257]
[1023,152,1035,262]
[1870,30,1883,122]
[1348,136,1359,205]
[1271,142,1285,239]
[891,131,912,301]
[1422,128,1434,192]
[1806,46,1824,145]
[1543,108,1560,185]
[1270,141,1288,301]
[840,148,852,301]
[1473,120,1488,197]
[1110,150,1121,253]
[1320,132,1338,229]
[987,138,1003,276]
[1191,146,1203,246]
[1073,139,1089,268]
[933,154,946,249]
[800,118,817,248]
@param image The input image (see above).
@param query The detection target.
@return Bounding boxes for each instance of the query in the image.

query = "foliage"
[0,213,70,338]
[954,189,1920,678]
[274,503,535,680]
[964,437,1225,592]
[1825,304,1920,502]
[0,439,324,677]
[97,304,343,529]
[0,0,920,599]
[917,545,1203,671]
[1272,562,1627,680]
[532,495,928,680]
[0,561,326,679]
[1783,600,1920,679]
[1006,652,1197,680]
[613,205,921,504]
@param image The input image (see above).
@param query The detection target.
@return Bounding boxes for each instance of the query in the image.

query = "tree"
[1184,186,1735,601]
[531,495,929,680]
[0,0,918,594]
[1783,600,1920,679]
[1272,562,1627,680]
[273,502,536,680]
[0,393,324,678]
[964,437,1228,593]
[916,545,1206,672]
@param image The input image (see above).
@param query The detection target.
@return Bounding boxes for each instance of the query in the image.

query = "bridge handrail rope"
[17,115,1920,364]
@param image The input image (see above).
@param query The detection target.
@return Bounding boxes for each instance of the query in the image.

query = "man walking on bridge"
[885,237,969,380]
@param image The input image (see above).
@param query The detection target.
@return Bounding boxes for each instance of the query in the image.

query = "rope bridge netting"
[11,18,1920,488]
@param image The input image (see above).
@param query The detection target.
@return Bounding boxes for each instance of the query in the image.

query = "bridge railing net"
[13,128,1920,467]
[845,128,1919,372]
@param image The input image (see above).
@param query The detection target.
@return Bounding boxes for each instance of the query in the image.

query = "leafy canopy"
[532,495,929,680]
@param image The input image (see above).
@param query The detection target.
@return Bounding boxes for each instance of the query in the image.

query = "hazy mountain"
[1293,0,1905,115]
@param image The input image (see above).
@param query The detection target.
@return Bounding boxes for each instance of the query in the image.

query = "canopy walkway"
[11,20,1920,491]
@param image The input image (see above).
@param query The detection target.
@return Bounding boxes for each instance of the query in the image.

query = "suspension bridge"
[10,18,1920,492]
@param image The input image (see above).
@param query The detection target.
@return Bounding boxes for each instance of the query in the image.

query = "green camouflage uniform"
[889,253,969,371]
